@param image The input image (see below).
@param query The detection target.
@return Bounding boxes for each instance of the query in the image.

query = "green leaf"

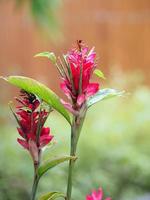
[87,88,125,107]
[39,191,65,200]
[1,76,71,124]
[94,69,106,79]
[38,156,76,178]
[35,52,57,64]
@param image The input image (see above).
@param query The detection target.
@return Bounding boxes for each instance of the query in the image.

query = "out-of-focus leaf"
[39,191,65,200]
[94,69,106,79]
[12,0,61,40]
[35,52,57,64]
[38,156,76,178]
[1,76,71,124]
[87,88,125,107]
[15,0,25,7]
[30,0,61,39]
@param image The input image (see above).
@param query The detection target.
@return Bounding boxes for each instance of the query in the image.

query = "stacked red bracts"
[13,90,53,163]
[59,40,99,114]
[86,188,111,200]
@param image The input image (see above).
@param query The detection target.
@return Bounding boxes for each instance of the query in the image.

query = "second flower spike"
[12,90,53,163]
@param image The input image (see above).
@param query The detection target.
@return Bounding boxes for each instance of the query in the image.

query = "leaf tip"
[0,76,8,81]
[94,69,106,80]
[34,53,41,58]
[34,52,57,64]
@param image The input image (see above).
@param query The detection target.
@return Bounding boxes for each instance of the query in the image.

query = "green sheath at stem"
[66,111,86,200]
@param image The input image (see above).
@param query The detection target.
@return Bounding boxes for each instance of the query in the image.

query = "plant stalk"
[31,151,41,200]
[66,111,86,200]
[31,172,39,200]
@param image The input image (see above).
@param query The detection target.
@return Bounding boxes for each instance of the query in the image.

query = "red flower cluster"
[14,90,53,154]
[86,188,111,200]
[60,41,99,113]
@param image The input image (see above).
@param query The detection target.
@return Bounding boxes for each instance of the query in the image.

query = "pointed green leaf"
[1,76,71,124]
[38,156,76,178]
[94,69,106,79]
[35,52,57,64]
[87,88,125,107]
[39,191,65,200]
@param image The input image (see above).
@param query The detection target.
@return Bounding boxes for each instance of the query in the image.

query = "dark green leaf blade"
[87,88,125,107]
[1,76,71,124]
[38,156,76,178]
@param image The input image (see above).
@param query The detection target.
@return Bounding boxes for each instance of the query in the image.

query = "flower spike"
[59,41,100,114]
[86,187,111,200]
[12,90,54,162]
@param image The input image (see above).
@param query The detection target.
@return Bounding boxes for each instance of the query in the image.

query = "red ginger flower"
[14,90,53,154]
[86,188,111,200]
[60,40,99,113]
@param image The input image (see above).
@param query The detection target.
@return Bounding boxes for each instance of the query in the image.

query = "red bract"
[14,90,53,153]
[60,41,99,113]
[86,188,111,200]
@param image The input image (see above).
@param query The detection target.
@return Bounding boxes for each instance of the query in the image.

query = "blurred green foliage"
[15,0,61,39]
[0,86,150,200]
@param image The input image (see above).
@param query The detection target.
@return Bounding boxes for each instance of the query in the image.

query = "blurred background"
[0,0,150,200]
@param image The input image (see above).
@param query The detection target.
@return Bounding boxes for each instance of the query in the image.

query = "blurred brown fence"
[0,0,150,102]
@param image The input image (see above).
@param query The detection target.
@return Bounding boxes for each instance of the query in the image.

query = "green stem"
[66,111,86,200]
[31,173,39,200]
[66,119,77,200]
[31,151,41,200]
